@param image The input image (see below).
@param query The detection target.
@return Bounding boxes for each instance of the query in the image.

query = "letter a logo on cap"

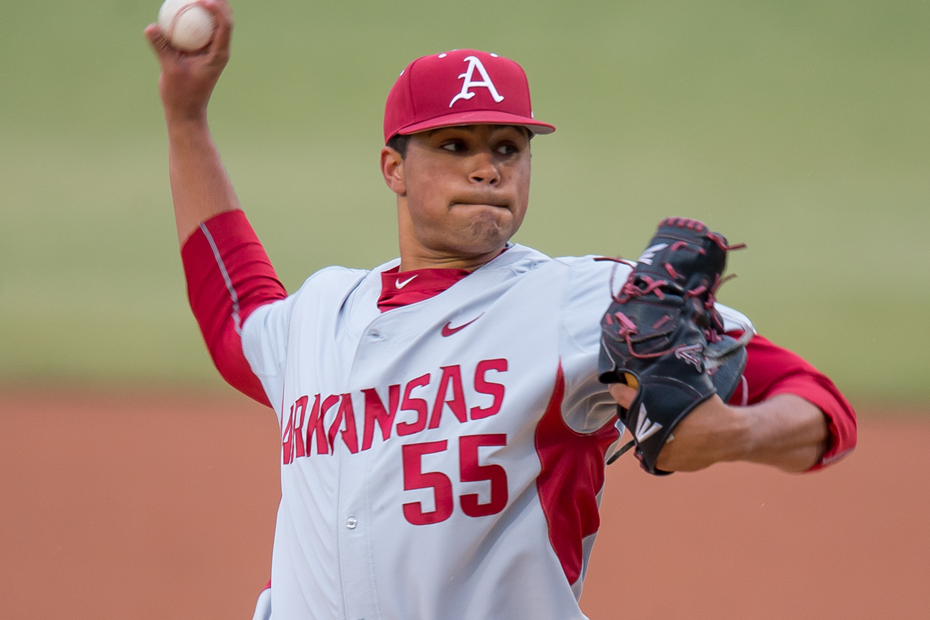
[449,56,505,108]
[383,49,555,142]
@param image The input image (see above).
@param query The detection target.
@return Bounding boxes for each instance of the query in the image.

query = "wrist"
[727,404,756,462]
[165,108,209,129]
[716,401,754,463]
[166,115,213,148]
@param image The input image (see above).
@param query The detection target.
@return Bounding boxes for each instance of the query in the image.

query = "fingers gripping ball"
[598,218,750,475]
[157,0,216,52]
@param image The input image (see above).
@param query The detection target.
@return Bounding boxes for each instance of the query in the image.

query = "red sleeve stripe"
[181,210,287,406]
[199,220,243,335]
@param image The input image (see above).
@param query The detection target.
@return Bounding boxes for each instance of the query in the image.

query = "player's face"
[385,124,532,268]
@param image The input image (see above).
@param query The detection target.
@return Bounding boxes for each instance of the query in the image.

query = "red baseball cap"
[383,49,556,143]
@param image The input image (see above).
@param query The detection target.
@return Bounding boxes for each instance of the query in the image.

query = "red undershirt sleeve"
[180,210,288,407]
[727,333,857,470]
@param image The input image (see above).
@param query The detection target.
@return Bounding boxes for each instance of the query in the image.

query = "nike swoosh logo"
[441,313,485,337]
[396,275,417,289]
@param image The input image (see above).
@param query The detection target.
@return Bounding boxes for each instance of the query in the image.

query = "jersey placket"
[334,304,390,620]
[335,441,380,620]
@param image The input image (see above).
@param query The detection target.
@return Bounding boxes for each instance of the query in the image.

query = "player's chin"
[461,214,518,253]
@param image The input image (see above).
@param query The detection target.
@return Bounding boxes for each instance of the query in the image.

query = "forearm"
[652,393,829,473]
[740,393,829,472]
[145,0,237,245]
[167,117,241,245]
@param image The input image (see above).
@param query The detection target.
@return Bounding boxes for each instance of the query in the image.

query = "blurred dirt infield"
[1,391,927,620]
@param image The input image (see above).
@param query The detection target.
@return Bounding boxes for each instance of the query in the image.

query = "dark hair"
[386,133,411,158]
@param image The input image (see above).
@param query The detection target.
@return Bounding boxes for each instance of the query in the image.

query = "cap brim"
[395,110,556,138]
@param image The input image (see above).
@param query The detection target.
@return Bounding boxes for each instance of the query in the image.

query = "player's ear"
[380,146,406,196]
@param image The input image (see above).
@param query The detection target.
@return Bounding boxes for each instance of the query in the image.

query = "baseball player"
[145,2,857,618]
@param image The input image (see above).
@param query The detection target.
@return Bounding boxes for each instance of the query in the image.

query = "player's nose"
[468,151,501,186]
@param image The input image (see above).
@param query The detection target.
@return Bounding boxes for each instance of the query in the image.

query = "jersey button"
[368,330,382,340]
[346,517,358,529]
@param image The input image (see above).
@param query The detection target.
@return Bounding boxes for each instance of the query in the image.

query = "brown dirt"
[1,391,927,620]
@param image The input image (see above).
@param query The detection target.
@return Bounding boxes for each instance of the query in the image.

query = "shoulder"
[493,247,629,310]
[292,265,372,298]
[555,253,631,297]
[245,264,370,324]
[493,243,553,272]
[504,245,624,279]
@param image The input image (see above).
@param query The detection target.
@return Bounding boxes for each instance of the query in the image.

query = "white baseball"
[157,0,216,52]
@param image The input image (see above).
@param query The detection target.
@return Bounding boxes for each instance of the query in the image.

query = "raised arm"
[145,1,287,406]
[144,0,238,245]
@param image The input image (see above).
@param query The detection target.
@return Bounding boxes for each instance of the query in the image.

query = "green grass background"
[1,0,928,403]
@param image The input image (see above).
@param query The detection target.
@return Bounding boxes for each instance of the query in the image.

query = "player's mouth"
[450,197,510,210]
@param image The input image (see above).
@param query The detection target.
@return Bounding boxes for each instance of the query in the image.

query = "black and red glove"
[598,218,749,475]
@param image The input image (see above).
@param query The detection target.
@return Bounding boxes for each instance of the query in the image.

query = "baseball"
[157,0,216,52]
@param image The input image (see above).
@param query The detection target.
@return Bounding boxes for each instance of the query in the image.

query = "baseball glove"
[597,217,752,475]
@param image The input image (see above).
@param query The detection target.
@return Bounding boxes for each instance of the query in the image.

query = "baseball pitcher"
[145,2,857,618]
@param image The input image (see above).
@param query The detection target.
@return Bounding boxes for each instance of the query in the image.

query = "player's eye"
[495,142,519,156]
[441,140,467,153]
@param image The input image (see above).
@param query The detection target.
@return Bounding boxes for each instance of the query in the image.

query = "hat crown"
[383,49,554,143]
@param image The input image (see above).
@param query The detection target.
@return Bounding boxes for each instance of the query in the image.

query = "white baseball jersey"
[241,243,750,619]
